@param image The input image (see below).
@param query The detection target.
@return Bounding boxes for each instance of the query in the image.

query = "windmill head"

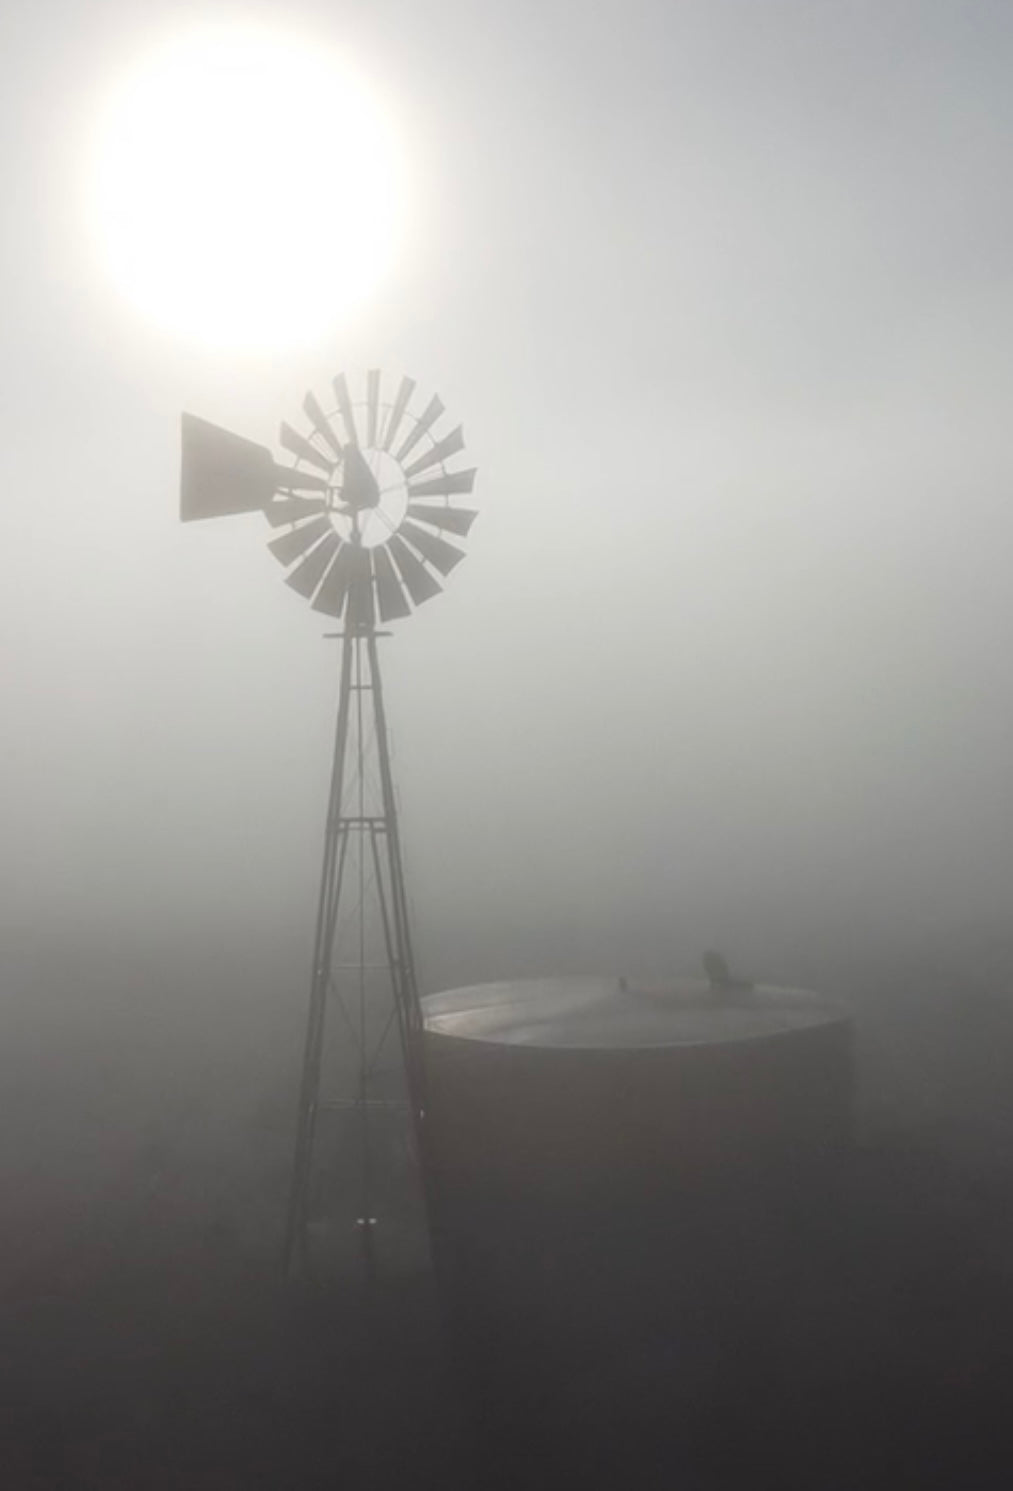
[180,372,477,624]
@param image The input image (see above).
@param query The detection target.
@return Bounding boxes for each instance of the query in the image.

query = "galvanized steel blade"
[395,394,444,464]
[272,464,331,493]
[311,541,355,617]
[386,532,443,606]
[264,497,327,528]
[372,543,412,621]
[407,468,477,498]
[302,390,343,457]
[366,370,381,447]
[279,422,335,474]
[406,503,478,538]
[398,518,465,575]
[267,515,333,565]
[401,426,466,480]
[332,373,359,446]
[382,375,415,452]
[285,531,341,599]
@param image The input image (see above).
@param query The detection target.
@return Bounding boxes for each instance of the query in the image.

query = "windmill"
[180,371,477,1276]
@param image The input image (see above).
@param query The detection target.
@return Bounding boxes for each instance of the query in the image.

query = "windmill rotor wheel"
[266,371,478,625]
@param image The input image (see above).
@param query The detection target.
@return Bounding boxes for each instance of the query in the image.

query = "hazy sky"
[4,0,1013,999]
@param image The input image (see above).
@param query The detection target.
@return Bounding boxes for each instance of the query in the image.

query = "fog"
[6,1,1013,993]
[4,1,1013,1484]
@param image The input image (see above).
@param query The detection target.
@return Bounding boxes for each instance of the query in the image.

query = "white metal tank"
[423,975,853,1203]
[421,976,855,1449]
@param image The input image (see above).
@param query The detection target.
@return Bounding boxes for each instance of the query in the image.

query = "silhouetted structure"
[180,372,477,1275]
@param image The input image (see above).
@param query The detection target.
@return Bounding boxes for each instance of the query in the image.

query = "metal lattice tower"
[179,370,477,1277]
[284,614,424,1276]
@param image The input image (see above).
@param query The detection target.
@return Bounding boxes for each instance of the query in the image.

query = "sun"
[89,26,405,350]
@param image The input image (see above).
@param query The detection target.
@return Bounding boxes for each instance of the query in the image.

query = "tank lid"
[422,977,850,1051]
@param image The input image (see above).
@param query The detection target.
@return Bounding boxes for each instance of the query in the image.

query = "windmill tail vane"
[180,371,477,1277]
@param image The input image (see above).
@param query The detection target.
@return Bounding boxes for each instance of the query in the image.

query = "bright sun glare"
[90,27,404,349]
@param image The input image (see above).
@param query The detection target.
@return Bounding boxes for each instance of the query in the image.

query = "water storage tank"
[421,976,854,1457]
[424,976,852,1201]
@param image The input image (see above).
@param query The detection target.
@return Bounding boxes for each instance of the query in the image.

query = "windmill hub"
[328,449,407,547]
[333,444,381,514]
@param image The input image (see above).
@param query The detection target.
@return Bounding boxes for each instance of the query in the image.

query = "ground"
[4,942,1013,1487]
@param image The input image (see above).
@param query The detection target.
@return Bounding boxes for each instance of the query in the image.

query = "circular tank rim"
[422,975,852,1053]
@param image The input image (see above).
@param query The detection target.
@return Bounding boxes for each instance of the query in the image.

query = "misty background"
[4,0,1013,1264]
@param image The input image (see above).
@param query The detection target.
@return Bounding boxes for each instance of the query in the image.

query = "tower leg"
[367,630,425,1110]
[283,630,355,1277]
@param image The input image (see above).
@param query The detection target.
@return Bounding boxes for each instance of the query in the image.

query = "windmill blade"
[332,373,358,446]
[180,413,276,520]
[372,544,412,622]
[366,370,381,447]
[395,394,444,464]
[402,426,466,481]
[279,422,335,475]
[382,375,415,452]
[303,390,342,456]
[264,497,327,528]
[324,543,375,629]
[387,533,443,607]
[272,464,331,494]
[268,516,333,566]
[398,518,465,576]
[406,503,478,538]
[407,468,477,499]
[311,542,355,618]
[285,532,340,599]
